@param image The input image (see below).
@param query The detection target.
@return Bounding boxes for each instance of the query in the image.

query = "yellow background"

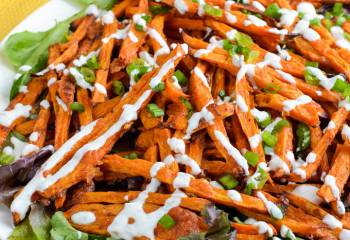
[0,0,48,40]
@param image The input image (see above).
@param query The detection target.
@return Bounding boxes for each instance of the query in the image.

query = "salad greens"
[3,0,115,100]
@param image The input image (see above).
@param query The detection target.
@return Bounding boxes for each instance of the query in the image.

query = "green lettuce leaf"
[3,11,84,99]
[74,0,117,9]
[29,204,51,240]
[8,218,36,240]
[50,211,88,240]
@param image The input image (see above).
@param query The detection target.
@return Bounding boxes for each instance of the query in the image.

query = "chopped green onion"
[147,103,164,117]
[298,12,305,19]
[262,131,277,147]
[126,59,150,82]
[218,89,226,100]
[173,70,188,86]
[203,4,223,17]
[150,5,170,15]
[296,123,310,152]
[123,152,139,159]
[10,131,27,141]
[235,32,253,48]
[344,32,350,42]
[309,18,320,26]
[0,152,15,166]
[256,113,272,129]
[304,69,320,86]
[142,15,152,23]
[112,80,125,96]
[69,102,85,113]
[262,83,281,94]
[333,3,344,17]
[332,78,347,93]
[324,18,333,31]
[272,119,289,134]
[180,97,193,118]
[244,166,269,195]
[265,3,281,19]
[244,151,259,167]
[219,174,239,189]
[336,16,346,26]
[222,39,233,51]
[86,55,100,69]
[246,50,259,63]
[305,61,319,68]
[325,11,333,20]
[233,217,244,224]
[135,24,144,32]
[158,214,176,229]
[80,67,96,83]
[152,82,165,92]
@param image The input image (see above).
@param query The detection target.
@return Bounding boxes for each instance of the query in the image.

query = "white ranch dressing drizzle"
[293,3,321,42]
[248,134,262,149]
[256,191,283,219]
[102,10,114,24]
[225,11,237,24]
[331,26,350,51]
[147,28,170,60]
[339,229,350,240]
[236,95,249,112]
[94,83,108,96]
[244,15,267,27]
[324,174,345,215]
[29,132,39,142]
[323,120,336,133]
[341,124,350,141]
[0,103,32,127]
[149,46,187,88]
[73,50,100,67]
[227,190,242,202]
[291,184,322,204]
[252,1,265,12]
[278,9,298,27]
[174,0,189,14]
[19,86,28,94]
[173,172,193,188]
[276,70,296,84]
[69,67,94,91]
[276,45,291,61]
[71,211,96,225]
[55,96,69,112]
[305,66,344,90]
[193,67,210,88]
[47,77,57,87]
[128,31,139,43]
[184,101,214,139]
[40,100,50,109]
[214,130,249,175]
[251,108,269,122]
[322,214,342,229]
[280,225,296,239]
[282,95,312,112]
[244,218,274,237]
[102,24,131,43]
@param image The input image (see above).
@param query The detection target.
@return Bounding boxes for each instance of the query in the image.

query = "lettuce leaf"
[29,204,51,240]
[8,218,36,240]
[3,11,84,99]
[50,212,88,240]
[74,0,118,9]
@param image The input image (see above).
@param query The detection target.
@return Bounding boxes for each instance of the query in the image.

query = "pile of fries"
[4,0,350,239]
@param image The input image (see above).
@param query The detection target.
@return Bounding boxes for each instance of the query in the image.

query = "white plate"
[0,0,82,110]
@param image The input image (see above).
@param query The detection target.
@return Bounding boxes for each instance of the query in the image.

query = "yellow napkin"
[0,0,48,40]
